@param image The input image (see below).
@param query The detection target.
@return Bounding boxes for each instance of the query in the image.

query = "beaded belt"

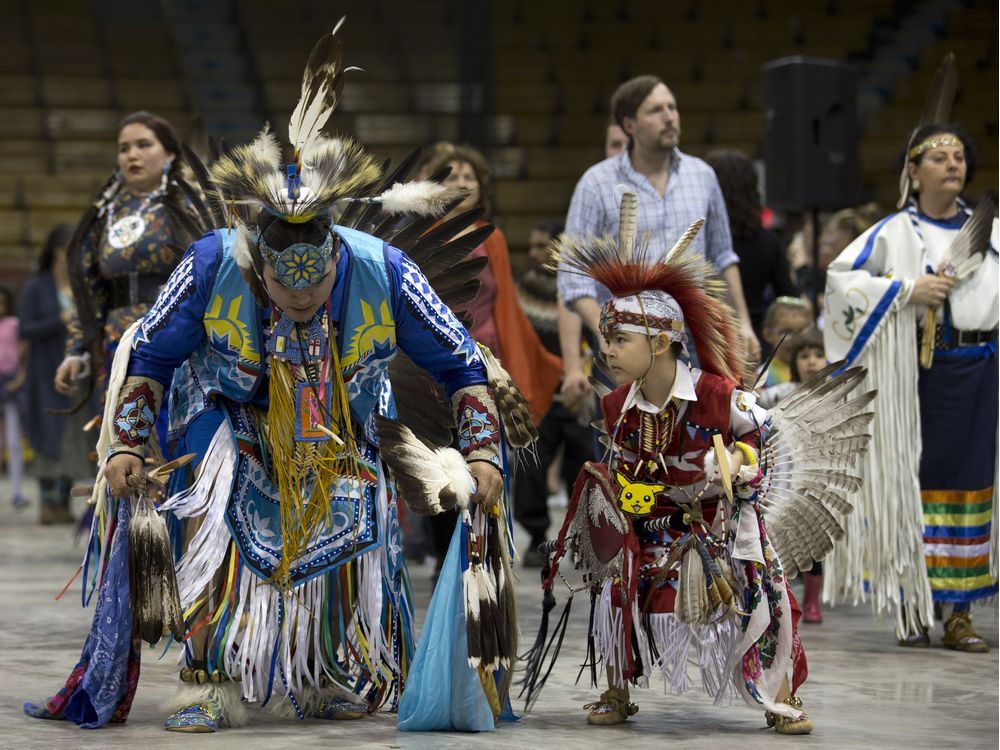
[932,325,998,350]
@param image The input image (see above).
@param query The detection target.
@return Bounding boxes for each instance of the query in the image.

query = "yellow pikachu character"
[614,473,664,516]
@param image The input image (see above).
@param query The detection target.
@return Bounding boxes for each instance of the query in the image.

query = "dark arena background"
[0,0,996,276]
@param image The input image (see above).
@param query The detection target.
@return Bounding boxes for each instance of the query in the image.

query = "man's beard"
[657,130,679,149]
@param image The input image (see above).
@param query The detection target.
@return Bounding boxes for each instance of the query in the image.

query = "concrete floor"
[1,485,997,750]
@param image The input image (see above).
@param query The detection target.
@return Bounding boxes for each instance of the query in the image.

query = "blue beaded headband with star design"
[257,230,336,289]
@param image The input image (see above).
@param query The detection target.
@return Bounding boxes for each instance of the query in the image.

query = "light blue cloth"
[397,518,495,732]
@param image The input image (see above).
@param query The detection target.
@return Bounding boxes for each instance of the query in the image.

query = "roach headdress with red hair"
[554,191,746,383]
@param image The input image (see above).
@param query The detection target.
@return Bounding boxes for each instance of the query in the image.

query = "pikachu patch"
[614,473,664,516]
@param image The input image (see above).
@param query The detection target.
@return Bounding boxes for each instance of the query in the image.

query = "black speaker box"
[762,56,861,211]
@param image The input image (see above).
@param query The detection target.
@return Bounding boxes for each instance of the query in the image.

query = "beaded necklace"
[105,165,170,250]
[105,188,165,250]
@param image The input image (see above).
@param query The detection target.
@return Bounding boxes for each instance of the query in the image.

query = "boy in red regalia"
[522,192,877,736]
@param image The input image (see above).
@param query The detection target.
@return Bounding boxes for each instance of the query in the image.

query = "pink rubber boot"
[802,573,823,623]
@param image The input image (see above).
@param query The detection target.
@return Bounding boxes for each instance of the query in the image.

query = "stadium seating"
[1,0,995,280]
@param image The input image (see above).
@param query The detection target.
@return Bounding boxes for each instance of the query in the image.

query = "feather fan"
[374,415,475,514]
[758,361,877,577]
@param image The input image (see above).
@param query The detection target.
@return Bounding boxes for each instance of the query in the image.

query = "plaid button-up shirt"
[558,149,738,305]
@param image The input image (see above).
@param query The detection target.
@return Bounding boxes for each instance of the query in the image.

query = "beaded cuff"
[108,375,164,456]
[452,385,502,467]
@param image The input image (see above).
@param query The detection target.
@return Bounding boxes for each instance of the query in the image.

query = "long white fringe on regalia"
[159,423,404,704]
[822,301,934,636]
[94,326,406,706]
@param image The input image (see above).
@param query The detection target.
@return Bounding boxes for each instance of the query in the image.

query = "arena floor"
[1,483,997,750]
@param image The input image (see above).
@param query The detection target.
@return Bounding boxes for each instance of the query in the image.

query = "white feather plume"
[249,126,282,168]
[232,224,256,270]
[375,416,475,514]
[375,181,467,217]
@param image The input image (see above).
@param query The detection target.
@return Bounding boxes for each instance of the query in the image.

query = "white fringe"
[592,579,740,700]
[162,682,248,727]
[158,427,403,706]
[646,613,739,703]
[91,320,143,512]
[592,579,629,689]
[822,304,935,637]
[159,422,237,603]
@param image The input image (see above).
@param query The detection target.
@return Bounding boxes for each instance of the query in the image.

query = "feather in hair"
[898,53,959,208]
[288,18,350,159]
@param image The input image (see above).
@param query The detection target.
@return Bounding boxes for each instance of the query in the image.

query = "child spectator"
[0,287,26,509]
[761,296,812,386]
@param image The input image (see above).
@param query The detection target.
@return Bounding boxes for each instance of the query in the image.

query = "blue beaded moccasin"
[164,702,223,733]
[314,697,368,721]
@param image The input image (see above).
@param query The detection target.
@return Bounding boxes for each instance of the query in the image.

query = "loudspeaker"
[762,57,860,211]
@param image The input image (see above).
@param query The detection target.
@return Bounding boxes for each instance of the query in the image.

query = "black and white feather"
[757,362,876,577]
[375,415,475,515]
[940,195,995,279]
[897,53,958,208]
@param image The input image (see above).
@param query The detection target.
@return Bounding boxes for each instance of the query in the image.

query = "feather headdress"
[553,191,746,383]
[203,20,467,290]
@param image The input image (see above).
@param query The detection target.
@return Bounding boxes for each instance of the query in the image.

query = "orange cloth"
[479,223,562,424]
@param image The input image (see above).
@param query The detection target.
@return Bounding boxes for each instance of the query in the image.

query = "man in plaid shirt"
[557,75,760,403]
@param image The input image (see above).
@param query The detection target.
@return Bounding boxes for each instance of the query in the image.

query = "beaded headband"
[908,135,962,160]
[600,291,688,351]
[257,230,336,289]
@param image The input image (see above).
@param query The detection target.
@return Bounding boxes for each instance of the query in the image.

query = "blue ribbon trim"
[932,341,997,360]
[923,521,992,538]
[931,584,999,603]
[851,214,895,270]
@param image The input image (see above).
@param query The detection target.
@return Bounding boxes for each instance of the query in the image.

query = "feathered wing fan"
[898,53,959,208]
[757,361,877,578]
[941,195,995,280]
[918,196,995,367]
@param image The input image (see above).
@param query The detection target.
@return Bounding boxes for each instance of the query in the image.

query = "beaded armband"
[452,385,502,469]
[108,375,164,457]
